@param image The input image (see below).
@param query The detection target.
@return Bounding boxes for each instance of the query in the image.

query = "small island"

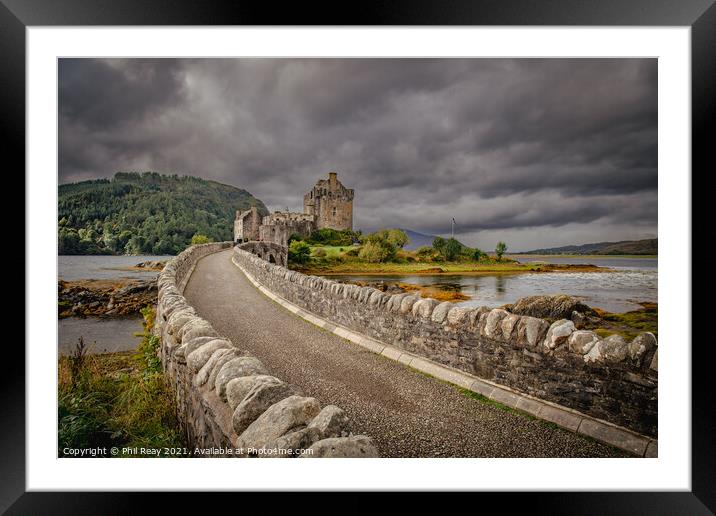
[286,228,608,276]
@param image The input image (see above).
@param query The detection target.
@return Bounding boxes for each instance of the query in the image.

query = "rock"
[207,351,244,391]
[302,435,379,458]
[236,395,321,451]
[601,334,629,362]
[516,316,550,348]
[194,348,232,387]
[399,295,419,314]
[216,356,270,400]
[182,323,219,344]
[510,295,595,320]
[447,306,471,326]
[483,309,509,339]
[412,298,438,319]
[307,405,350,438]
[628,332,657,366]
[387,293,407,312]
[177,336,223,359]
[500,314,521,340]
[470,306,491,328]
[431,302,453,324]
[187,340,232,373]
[226,375,263,410]
[232,376,300,434]
[542,319,575,350]
[650,349,658,371]
[568,330,600,355]
[571,310,587,329]
[584,334,628,363]
[260,427,322,457]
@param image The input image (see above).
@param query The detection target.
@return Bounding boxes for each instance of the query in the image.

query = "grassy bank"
[295,259,605,275]
[589,302,658,339]
[58,305,185,457]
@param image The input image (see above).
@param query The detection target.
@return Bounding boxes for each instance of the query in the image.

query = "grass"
[58,305,186,457]
[589,302,658,339]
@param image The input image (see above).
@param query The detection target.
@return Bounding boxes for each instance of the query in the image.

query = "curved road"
[183,250,626,458]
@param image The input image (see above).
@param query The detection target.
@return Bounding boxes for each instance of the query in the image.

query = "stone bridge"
[156,243,658,458]
[236,241,287,267]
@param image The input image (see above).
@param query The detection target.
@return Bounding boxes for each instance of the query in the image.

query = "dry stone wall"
[155,242,378,457]
[234,248,658,437]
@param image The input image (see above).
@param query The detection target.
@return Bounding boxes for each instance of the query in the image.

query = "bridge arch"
[237,240,288,267]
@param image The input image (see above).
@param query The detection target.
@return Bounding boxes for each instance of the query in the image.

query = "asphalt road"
[183,250,626,458]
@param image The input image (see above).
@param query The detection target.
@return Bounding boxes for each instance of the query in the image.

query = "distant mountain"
[519,239,657,256]
[58,171,269,255]
[400,229,439,250]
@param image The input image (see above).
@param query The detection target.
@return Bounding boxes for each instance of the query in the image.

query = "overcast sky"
[58,58,657,251]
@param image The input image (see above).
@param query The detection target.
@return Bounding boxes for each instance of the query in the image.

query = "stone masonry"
[155,242,378,457]
[234,247,658,437]
[303,172,354,231]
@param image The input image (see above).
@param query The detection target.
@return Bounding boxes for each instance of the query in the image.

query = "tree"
[358,240,396,263]
[288,240,311,264]
[191,234,212,245]
[495,241,508,261]
[472,248,485,261]
[443,238,462,261]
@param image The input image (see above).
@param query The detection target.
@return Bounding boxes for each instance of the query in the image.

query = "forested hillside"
[58,172,268,255]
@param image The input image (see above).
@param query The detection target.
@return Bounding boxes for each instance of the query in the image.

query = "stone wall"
[234,247,658,437]
[155,242,378,457]
[237,241,288,267]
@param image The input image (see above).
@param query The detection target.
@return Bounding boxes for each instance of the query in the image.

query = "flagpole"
[451,218,454,239]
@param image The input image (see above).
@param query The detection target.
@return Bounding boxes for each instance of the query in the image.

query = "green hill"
[58,171,269,255]
[519,239,657,256]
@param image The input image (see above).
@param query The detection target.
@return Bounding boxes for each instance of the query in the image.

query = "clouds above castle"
[58,58,657,251]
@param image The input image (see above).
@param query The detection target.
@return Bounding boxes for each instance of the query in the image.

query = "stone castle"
[235,172,354,247]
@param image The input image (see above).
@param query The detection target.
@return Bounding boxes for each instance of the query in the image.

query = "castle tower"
[303,172,354,231]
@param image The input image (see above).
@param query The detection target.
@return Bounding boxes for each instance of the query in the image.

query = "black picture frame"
[6,0,711,512]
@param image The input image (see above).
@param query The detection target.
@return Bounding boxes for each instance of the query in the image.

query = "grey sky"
[58,58,657,251]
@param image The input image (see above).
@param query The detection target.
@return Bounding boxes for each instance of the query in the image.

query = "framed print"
[6,0,713,511]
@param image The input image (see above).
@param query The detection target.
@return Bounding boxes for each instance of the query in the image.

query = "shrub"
[358,240,396,263]
[191,233,212,245]
[495,241,508,261]
[288,240,311,264]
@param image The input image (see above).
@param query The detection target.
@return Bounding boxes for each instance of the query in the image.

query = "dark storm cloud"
[58,58,657,250]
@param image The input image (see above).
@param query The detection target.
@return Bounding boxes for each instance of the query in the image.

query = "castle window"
[310,191,313,199]
[332,207,337,216]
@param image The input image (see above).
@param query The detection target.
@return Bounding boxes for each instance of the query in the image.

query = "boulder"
[260,427,322,457]
[182,323,219,344]
[500,313,521,340]
[307,405,350,438]
[399,295,420,314]
[542,319,575,350]
[236,395,321,451]
[509,295,595,320]
[215,357,270,401]
[516,316,550,348]
[207,351,245,391]
[194,348,232,387]
[226,375,262,410]
[232,376,300,434]
[431,302,453,324]
[187,340,233,373]
[176,336,222,360]
[650,349,658,371]
[628,332,657,366]
[585,334,628,363]
[302,435,380,458]
[568,330,600,355]
[446,306,471,326]
[412,298,438,319]
[483,309,509,339]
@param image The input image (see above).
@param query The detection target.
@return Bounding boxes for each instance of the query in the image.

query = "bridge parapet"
[236,240,287,266]
[154,242,378,457]
[233,247,658,441]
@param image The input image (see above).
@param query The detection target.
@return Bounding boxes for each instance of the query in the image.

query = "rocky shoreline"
[58,278,158,318]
